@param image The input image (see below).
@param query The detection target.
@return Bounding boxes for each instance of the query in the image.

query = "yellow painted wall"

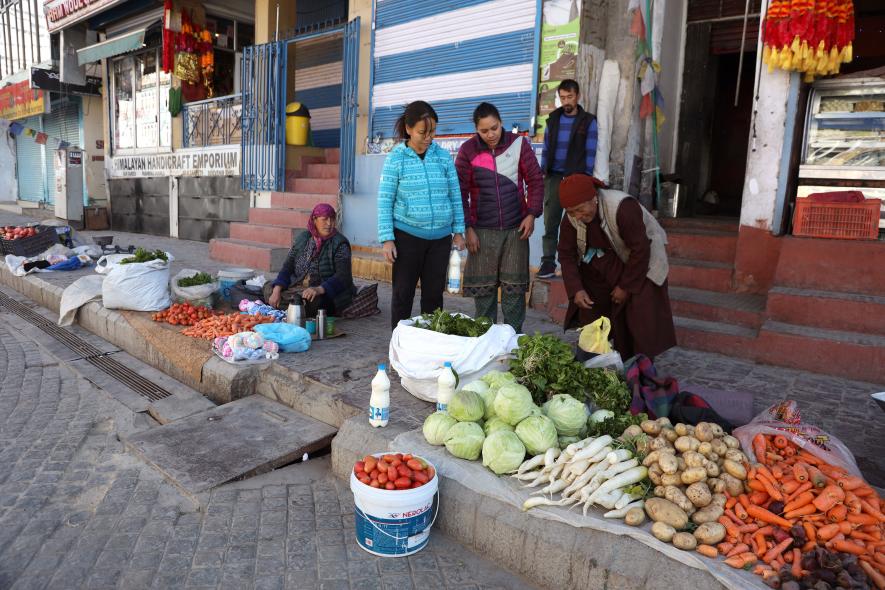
[350,0,372,155]
[255,0,297,45]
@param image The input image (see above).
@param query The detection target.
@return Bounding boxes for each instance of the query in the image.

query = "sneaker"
[536,262,556,279]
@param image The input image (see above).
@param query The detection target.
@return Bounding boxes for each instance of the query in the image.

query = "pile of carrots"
[180,312,275,340]
[712,433,884,589]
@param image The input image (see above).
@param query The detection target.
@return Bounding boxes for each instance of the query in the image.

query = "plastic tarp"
[58,275,104,326]
[390,429,767,590]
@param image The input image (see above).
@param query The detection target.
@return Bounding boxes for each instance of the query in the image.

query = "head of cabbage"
[423,411,457,446]
[483,416,515,436]
[462,380,497,420]
[514,414,558,456]
[447,389,485,422]
[482,430,526,475]
[481,370,516,390]
[444,421,485,461]
[542,394,590,437]
[494,383,536,425]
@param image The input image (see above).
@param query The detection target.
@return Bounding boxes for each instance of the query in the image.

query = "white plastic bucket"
[349,454,439,557]
[217,268,254,303]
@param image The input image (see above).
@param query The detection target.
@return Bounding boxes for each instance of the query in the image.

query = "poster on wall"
[535,0,582,139]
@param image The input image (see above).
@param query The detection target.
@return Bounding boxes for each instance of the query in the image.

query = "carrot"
[820,464,848,479]
[724,552,758,569]
[754,531,768,558]
[785,504,817,519]
[772,465,785,480]
[762,537,794,563]
[838,475,866,491]
[734,499,749,521]
[787,481,814,502]
[860,498,885,522]
[813,485,846,512]
[746,504,793,529]
[726,543,750,558]
[738,523,760,534]
[855,485,877,498]
[793,462,809,483]
[797,450,823,465]
[747,479,767,493]
[791,548,802,579]
[752,434,767,464]
[830,539,866,555]
[719,516,742,540]
[781,479,801,495]
[784,491,815,513]
[803,521,817,545]
[806,465,828,488]
[749,491,770,506]
[838,520,852,535]
[845,491,863,514]
[847,513,880,526]
[860,560,885,590]
[725,495,738,510]
[697,544,718,558]
[759,478,784,502]
[772,435,789,449]
[827,504,848,523]
[717,542,735,555]
[852,530,881,543]
[817,523,842,542]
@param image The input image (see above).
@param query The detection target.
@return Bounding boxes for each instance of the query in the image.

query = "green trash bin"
[286,102,311,146]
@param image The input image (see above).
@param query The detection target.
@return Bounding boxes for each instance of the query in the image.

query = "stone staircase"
[209,149,340,271]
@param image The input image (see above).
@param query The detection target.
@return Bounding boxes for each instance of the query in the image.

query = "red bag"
[806,190,865,203]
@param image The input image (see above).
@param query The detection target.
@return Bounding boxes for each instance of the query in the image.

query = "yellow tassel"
[828,47,839,72]
[805,53,817,72]
[768,47,779,72]
[763,44,771,64]
[790,36,800,55]
[780,47,792,70]
[803,71,815,83]
[843,43,853,63]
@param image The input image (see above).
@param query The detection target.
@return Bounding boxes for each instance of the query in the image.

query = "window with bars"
[110,47,172,153]
[0,0,51,79]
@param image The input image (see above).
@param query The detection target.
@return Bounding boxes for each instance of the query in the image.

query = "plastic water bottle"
[446,249,461,294]
[437,362,457,412]
[369,364,390,428]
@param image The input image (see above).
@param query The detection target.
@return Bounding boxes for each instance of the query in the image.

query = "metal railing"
[182,93,243,148]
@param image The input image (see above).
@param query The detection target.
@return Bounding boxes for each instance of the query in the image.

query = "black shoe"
[536,262,556,279]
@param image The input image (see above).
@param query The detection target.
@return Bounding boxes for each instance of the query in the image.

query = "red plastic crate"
[792,198,881,240]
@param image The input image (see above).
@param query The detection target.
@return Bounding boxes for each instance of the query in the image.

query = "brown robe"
[558,198,677,359]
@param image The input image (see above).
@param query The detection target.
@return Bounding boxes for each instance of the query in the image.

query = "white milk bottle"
[437,362,457,412]
[446,249,461,294]
[369,364,390,427]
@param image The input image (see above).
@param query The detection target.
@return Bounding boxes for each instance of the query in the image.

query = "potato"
[663,429,679,443]
[691,504,724,525]
[664,485,694,512]
[723,459,747,481]
[648,464,663,485]
[711,493,728,508]
[686,425,696,436]
[683,451,705,469]
[650,437,673,451]
[707,477,726,494]
[704,460,720,478]
[660,472,683,486]
[722,435,740,449]
[622,424,643,439]
[681,467,708,485]
[710,424,724,438]
[706,453,720,464]
[625,508,646,526]
[651,521,676,543]
[677,457,687,472]
[685,482,712,507]
[654,485,667,498]
[720,473,745,497]
[697,442,713,456]
[711,439,728,456]
[645,498,689,529]
[658,453,678,474]
[694,522,727,545]
[694,423,715,442]
[724,449,748,464]
[674,423,689,436]
[675,436,700,453]
[641,420,661,436]
[672,532,698,551]
[656,417,672,428]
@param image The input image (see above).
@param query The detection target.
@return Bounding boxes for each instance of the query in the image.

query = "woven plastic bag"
[171,268,218,307]
[577,316,612,354]
[733,400,861,477]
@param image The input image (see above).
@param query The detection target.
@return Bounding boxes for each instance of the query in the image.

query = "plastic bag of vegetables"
[482,430,526,474]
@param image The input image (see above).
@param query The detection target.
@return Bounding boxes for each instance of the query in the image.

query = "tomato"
[402,454,413,462]
[364,456,377,473]
[389,458,402,468]
[413,470,428,484]
[370,480,381,488]
[385,482,395,490]
[376,460,389,472]
[426,467,436,480]
[353,461,365,473]
[396,465,412,479]
[394,477,412,489]
[369,469,379,480]
[358,473,371,485]
[382,454,397,464]
[406,459,423,471]
[377,472,388,485]
[387,467,398,482]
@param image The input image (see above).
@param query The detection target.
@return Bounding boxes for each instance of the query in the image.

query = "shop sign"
[535,0,582,136]
[0,80,47,121]
[106,146,240,178]
[31,68,102,96]
[43,0,125,34]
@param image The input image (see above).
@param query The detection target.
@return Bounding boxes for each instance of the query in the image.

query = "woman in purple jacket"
[454,103,544,332]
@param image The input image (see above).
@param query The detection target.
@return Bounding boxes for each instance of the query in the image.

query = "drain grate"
[0,292,173,402]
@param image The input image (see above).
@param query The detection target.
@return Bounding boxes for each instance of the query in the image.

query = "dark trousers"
[541,174,564,265]
[391,229,452,329]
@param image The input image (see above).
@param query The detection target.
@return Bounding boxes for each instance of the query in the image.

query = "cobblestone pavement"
[0,297,540,590]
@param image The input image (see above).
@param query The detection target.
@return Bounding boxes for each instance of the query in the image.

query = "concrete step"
[292,177,339,195]
[767,286,885,336]
[666,229,737,264]
[669,286,765,329]
[209,238,289,272]
[325,148,340,164]
[229,222,304,248]
[774,237,885,297]
[305,163,339,179]
[660,216,739,233]
[248,207,311,228]
[756,321,885,384]
[352,246,391,283]
[673,316,758,360]
[669,257,734,292]
[270,191,336,211]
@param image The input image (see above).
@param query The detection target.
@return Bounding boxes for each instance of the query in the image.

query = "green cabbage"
[448,389,485,422]
[422,412,458,446]
[494,383,535,425]
[482,430,526,475]
[483,417,515,436]
[463,380,498,420]
[461,380,489,395]
[542,394,590,437]
[481,370,516,390]
[444,421,485,460]
[515,415,559,456]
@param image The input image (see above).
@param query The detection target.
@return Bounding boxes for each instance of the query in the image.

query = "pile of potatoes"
[621,418,751,551]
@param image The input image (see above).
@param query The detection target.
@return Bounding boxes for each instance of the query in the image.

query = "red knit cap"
[559,174,606,209]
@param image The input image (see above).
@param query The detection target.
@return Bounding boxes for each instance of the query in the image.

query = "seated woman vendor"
[264,203,356,315]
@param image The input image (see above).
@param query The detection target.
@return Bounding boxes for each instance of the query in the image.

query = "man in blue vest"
[537,79,599,279]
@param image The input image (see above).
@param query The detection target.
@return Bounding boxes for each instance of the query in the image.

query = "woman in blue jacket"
[377,101,466,328]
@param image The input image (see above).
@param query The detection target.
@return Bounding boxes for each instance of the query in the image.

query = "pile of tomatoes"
[353,453,435,490]
[151,302,220,326]
[2,225,41,241]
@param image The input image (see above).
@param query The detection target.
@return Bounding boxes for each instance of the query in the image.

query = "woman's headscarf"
[308,203,338,250]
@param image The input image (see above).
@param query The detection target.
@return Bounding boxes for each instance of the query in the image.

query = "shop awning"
[77,29,145,66]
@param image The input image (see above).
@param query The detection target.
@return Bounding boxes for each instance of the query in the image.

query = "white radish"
[565,437,593,456]
[543,447,561,467]
[523,471,550,488]
[563,461,609,497]
[615,490,643,510]
[596,489,623,510]
[522,496,570,511]
[564,458,592,480]
[584,446,613,466]
[606,449,632,465]
[531,479,569,496]
[600,459,639,480]
[586,466,648,505]
[570,435,613,463]
[604,500,645,519]
[513,470,543,481]
[548,462,565,482]
[517,454,545,474]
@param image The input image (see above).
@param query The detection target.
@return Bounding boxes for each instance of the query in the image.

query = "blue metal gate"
[339,17,360,194]
[241,41,288,191]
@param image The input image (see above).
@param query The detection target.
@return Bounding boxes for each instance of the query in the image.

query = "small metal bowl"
[92,236,114,248]
[873,392,885,414]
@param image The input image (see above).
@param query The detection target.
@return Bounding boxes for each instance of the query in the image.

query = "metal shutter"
[16,116,47,203]
[293,33,343,147]
[371,0,538,138]
[43,99,82,205]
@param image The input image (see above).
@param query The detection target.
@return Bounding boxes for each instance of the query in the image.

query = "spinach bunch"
[509,333,592,405]
[177,272,214,287]
[120,248,168,265]
[414,309,492,337]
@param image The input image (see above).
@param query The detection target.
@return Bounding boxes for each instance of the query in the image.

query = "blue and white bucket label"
[354,498,435,557]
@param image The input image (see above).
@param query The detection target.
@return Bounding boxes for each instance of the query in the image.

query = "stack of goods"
[182,312,275,339]
[212,332,278,362]
[238,299,285,322]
